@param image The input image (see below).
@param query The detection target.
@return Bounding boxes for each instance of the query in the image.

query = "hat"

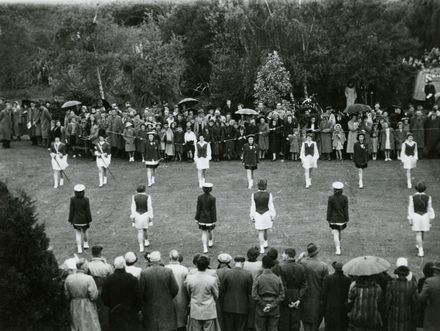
[217,253,233,264]
[202,182,213,188]
[91,245,103,256]
[306,243,319,257]
[332,181,344,190]
[415,181,426,193]
[149,251,161,262]
[114,256,126,269]
[74,184,85,192]
[306,130,314,137]
[234,255,246,263]
[332,261,343,271]
[357,132,366,139]
[396,257,408,267]
[432,261,440,270]
[124,251,137,264]
[125,122,133,127]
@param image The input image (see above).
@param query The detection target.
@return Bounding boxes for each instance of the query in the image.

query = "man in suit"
[326,181,349,255]
[0,101,13,148]
[195,182,217,253]
[273,248,307,331]
[221,256,253,331]
[418,261,440,331]
[185,255,220,331]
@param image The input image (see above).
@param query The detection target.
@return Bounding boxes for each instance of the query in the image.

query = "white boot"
[53,174,58,188]
[152,176,155,184]
[418,247,424,257]
[208,240,213,247]
[336,246,341,255]
[83,241,89,249]
[407,181,412,189]
[99,173,103,187]
[60,178,64,187]
[263,240,268,248]
[139,244,144,253]
[77,245,83,254]
[359,180,363,189]
[203,245,208,253]
[144,239,150,247]
[103,176,108,185]
[260,246,265,254]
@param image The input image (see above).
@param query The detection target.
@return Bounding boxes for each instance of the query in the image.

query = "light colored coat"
[185,270,219,320]
[166,262,189,328]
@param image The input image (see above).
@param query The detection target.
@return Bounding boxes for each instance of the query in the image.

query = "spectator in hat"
[94,133,112,187]
[273,248,307,331]
[139,251,179,331]
[123,121,136,162]
[124,252,142,279]
[418,261,440,331]
[221,255,253,331]
[185,255,221,331]
[326,181,349,255]
[299,243,329,331]
[0,101,13,148]
[300,131,319,189]
[321,261,351,331]
[165,250,189,331]
[417,262,435,329]
[250,179,276,253]
[101,256,141,331]
[64,258,101,331]
[410,108,425,158]
[68,184,92,253]
[252,255,285,331]
[353,132,368,188]
[407,181,435,257]
[424,75,436,109]
[195,182,217,253]
[400,132,418,188]
[130,184,154,252]
[243,135,259,189]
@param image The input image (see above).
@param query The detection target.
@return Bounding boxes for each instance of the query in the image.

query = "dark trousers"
[255,314,279,331]
[279,305,301,331]
[2,139,10,148]
[223,312,247,331]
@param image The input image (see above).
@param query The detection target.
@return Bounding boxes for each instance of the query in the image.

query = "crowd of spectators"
[61,244,440,331]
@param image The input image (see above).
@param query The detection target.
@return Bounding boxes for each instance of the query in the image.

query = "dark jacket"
[101,269,142,331]
[195,192,217,224]
[418,274,440,331]
[353,141,369,165]
[385,276,417,331]
[68,191,92,225]
[321,271,351,331]
[139,263,179,331]
[242,143,259,167]
[221,267,253,314]
[252,269,285,317]
[327,193,349,224]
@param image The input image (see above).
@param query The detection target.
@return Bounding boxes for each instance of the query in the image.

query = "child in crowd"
[332,124,346,161]
[289,130,300,160]
[174,126,184,162]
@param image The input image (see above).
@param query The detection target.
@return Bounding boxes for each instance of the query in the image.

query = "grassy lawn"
[1,141,439,278]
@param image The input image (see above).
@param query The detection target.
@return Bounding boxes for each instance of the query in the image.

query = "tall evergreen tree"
[0,181,69,331]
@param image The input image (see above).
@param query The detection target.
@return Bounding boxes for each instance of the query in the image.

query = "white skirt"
[301,155,318,169]
[51,155,68,171]
[96,155,111,168]
[195,157,210,170]
[133,212,152,229]
[401,155,417,169]
[254,211,273,230]
[411,213,431,232]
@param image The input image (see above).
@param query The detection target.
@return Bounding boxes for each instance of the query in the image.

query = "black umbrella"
[345,104,371,115]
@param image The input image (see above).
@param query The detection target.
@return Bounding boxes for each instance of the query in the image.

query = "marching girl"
[326,182,349,255]
[68,184,92,254]
[194,134,212,188]
[300,132,319,188]
[407,181,435,257]
[94,134,111,188]
[353,132,369,189]
[250,179,276,254]
[49,134,68,188]
[242,135,259,189]
[400,132,418,189]
[130,184,154,252]
[144,131,160,187]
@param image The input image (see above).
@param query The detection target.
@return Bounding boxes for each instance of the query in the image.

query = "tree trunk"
[303,81,308,99]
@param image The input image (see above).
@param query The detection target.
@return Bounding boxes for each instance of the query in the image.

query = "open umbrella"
[343,256,391,276]
[235,108,258,116]
[177,98,198,105]
[61,100,82,109]
[345,103,371,115]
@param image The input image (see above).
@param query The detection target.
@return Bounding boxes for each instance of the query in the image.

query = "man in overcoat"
[418,261,440,331]
[0,101,13,148]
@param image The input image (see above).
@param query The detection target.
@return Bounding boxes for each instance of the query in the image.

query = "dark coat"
[101,269,142,331]
[0,109,12,141]
[269,119,282,154]
[68,192,92,225]
[385,277,417,331]
[242,143,259,167]
[418,274,440,331]
[40,106,52,139]
[327,194,349,224]
[139,263,179,331]
[321,271,351,331]
[195,192,217,224]
[353,141,369,167]
[221,267,253,314]
[424,116,440,153]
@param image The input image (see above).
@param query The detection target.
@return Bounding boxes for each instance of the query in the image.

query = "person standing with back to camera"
[195,182,217,253]
[326,181,349,256]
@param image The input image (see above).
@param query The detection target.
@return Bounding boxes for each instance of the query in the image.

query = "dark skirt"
[355,162,368,169]
[198,223,216,231]
[244,165,258,170]
[73,224,90,231]
[329,223,347,231]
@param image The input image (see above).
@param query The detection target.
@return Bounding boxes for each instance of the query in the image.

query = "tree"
[0,181,69,330]
[254,51,292,108]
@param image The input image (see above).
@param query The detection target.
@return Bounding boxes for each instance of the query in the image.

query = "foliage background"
[0,0,439,108]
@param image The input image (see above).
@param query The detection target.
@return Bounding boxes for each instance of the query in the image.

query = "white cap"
[202,182,213,188]
[114,256,126,269]
[332,181,344,190]
[149,251,161,262]
[74,184,85,192]
[396,257,408,267]
[124,251,137,264]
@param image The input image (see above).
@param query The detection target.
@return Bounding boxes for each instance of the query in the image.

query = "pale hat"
[217,253,233,264]
[114,256,126,269]
[124,251,137,264]
[332,181,344,190]
[396,257,408,267]
[149,251,161,262]
[125,122,133,127]
[202,182,213,188]
[74,184,85,192]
